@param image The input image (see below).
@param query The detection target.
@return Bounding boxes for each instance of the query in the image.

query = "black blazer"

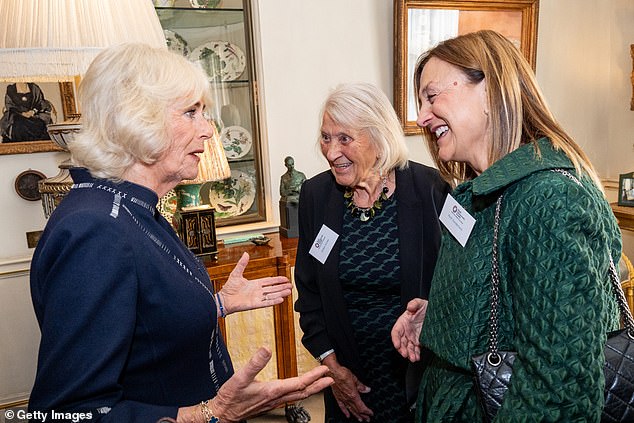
[294,161,450,377]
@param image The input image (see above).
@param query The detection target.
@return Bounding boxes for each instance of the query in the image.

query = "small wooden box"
[174,206,218,258]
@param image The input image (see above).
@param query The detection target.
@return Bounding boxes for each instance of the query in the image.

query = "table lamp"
[0,0,167,217]
[173,129,231,258]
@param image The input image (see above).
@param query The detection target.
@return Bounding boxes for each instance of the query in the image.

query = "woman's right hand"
[213,347,332,423]
[322,353,373,422]
[391,298,428,362]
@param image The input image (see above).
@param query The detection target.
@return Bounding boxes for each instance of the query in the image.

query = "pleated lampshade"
[183,130,231,185]
[0,0,166,82]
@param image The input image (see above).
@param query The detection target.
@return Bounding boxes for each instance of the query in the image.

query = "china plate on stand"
[189,41,246,82]
[189,0,222,8]
[201,169,255,218]
[220,125,252,159]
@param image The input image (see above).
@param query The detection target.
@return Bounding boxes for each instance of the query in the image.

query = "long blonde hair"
[414,30,602,189]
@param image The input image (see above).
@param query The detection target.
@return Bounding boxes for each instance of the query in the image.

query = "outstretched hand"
[219,252,292,315]
[391,298,428,362]
[213,347,334,423]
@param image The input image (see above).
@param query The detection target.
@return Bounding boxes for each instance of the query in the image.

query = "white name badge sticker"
[309,224,339,264]
[439,194,476,247]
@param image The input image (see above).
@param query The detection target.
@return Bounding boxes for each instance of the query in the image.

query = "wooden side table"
[202,232,299,380]
[611,203,634,232]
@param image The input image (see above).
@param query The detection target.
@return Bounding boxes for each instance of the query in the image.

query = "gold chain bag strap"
[471,170,634,422]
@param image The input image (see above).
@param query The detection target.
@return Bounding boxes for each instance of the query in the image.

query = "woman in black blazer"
[294,83,450,422]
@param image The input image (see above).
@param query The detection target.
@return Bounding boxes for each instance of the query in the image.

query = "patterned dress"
[334,197,411,422]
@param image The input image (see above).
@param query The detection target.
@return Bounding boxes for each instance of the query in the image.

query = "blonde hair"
[414,30,602,189]
[71,43,213,181]
[319,82,409,174]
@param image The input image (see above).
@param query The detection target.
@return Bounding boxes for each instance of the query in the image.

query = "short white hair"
[319,82,409,173]
[71,43,212,181]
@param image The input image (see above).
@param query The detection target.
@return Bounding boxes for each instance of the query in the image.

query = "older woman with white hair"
[29,43,332,423]
[294,82,450,422]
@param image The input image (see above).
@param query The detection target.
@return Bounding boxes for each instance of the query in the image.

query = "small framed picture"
[618,172,634,206]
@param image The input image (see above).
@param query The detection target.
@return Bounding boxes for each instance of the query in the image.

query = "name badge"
[309,224,339,264]
[439,194,476,247]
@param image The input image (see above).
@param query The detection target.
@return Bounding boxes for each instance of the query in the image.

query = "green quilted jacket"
[418,139,621,422]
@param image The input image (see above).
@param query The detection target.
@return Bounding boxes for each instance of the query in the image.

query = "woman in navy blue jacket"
[29,43,332,423]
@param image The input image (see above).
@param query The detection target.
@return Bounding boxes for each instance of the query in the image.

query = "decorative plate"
[164,29,189,57]
[220,125,252,159]
[201,170,255,218]
[189,41,246,82]
[157,188,178,227]
[189,0,222,8]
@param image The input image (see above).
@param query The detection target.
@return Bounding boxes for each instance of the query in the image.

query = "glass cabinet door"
[155,0,265,227]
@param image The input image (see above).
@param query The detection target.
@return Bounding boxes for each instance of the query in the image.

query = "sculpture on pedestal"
[279,156,306,238]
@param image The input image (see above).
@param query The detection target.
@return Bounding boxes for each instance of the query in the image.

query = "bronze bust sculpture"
[279,156,306,205]
[279,156,306,238]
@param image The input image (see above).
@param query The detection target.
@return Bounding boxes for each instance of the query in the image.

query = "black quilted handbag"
[602,257,634,423]
[472,186,634,422]
[470,194,516,423]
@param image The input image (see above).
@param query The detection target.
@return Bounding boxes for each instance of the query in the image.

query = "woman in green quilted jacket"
[391,30,622,422]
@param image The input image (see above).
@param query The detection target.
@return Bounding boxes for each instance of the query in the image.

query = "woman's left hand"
[391,298,427,362]
[219,252,292,315]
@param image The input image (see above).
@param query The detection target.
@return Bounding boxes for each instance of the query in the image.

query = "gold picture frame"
[394,0,540,135]
[630,44,634,110]
[0,81,77,155]
[619,172,634,207]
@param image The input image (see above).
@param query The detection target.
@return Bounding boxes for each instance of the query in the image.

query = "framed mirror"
[0,81,77,155]
[630,44,634,110]
[394,0,539,135]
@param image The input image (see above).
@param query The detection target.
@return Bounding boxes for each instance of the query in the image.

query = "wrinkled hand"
[21,110,35,118]
[323,355,373,422]
[219,252,292,315]
[391,298,427,362]
[213,348,333,423]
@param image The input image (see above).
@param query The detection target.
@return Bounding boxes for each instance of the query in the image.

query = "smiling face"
[154,100,213,188]
[320,113,380,188]
[416,56,491,174]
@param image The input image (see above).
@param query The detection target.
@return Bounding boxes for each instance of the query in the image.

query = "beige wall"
[1,0,633,404]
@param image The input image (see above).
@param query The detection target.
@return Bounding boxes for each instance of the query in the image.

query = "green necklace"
[344,183,390,222]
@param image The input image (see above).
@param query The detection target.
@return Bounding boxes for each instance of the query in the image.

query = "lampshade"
[0,0,166,82]
[183,130,231,185]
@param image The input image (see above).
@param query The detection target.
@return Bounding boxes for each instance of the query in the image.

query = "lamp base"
[174,182,204,209]
[37,116,80,218]
[38,158,73,218]
[173,205,219,258]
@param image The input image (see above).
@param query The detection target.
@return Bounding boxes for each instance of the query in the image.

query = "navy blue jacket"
[29,168,232,422]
